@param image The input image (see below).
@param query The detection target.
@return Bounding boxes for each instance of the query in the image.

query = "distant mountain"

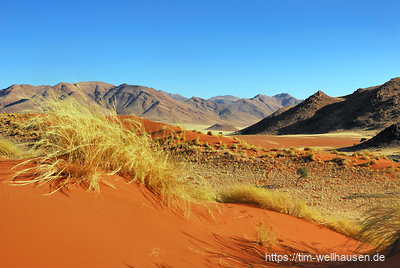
[0,82,115,113]
[100,84,222,125]
[0,82,302,126]
[206,123,239,132]
[238,77,400,135]
[159,91,189,102]
[273,93,303,106]
[208,95,240,105]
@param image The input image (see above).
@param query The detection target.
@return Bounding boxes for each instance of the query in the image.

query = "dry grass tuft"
[302,153,316,162]
[359,203,400,255]
[12,99,190,204]
[362,150,372,156]
[217,184,318,219]
[358,160,375,167]
[256,222,277,248]
[217,184,362,240]
[332,157,351,166]
[0,138,22,159]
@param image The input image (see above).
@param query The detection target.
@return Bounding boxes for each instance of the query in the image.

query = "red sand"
[314,153,400,171]
[119,115,235,145]
[0,159,370,267]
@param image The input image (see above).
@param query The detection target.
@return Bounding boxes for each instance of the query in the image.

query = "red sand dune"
[120,115,238,147]
[0,159,370,267]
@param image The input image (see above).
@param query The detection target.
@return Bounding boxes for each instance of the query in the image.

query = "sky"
[1,0,399,99]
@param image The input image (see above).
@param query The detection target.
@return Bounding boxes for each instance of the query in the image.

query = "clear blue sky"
[1,0,399,99]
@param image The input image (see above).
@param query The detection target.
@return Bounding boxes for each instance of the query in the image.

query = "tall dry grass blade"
[359,204,400,256]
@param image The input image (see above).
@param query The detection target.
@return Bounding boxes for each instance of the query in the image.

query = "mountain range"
[238,77,400,134]
[0,82,301,127]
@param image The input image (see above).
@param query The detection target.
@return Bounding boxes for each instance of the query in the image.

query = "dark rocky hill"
[343,122,400,151]
[238,77,400,135]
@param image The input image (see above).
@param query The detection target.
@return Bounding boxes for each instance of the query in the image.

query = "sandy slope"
[0,160,372,267]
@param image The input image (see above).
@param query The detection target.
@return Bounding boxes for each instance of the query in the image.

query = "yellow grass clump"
[332,157,351,166]
[303,153,316,162]
[255,222,277,248]
[359,203,400,256]
[12,99,190,204]
[0,138,22,159]
[218,184,318,218]
[217,184,362,241]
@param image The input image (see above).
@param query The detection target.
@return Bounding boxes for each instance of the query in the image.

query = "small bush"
[332,157,350,166]
[259,152,272,158]
[194,136,201,146]
[359,160,376,167]
[302,153,316,162]
[362,150,372,156]
[297,167,308,178]
[256,222,277,248]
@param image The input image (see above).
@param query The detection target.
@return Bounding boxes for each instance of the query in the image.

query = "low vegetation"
[216,184,362,241]
[359,202,400,256]
[218,184,315,217]
[332,157,351,166]
[296,167,308,185]
[255,222,277,248]
[0,138,22,159]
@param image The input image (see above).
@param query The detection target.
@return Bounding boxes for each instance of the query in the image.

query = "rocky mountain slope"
[0,82,115,113]
[238,77,400,135]
[345,122,400,151]
[0,82,301,126]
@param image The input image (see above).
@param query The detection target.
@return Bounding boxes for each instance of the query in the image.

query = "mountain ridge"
[0,81,301,126]
[238,77,400,135]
